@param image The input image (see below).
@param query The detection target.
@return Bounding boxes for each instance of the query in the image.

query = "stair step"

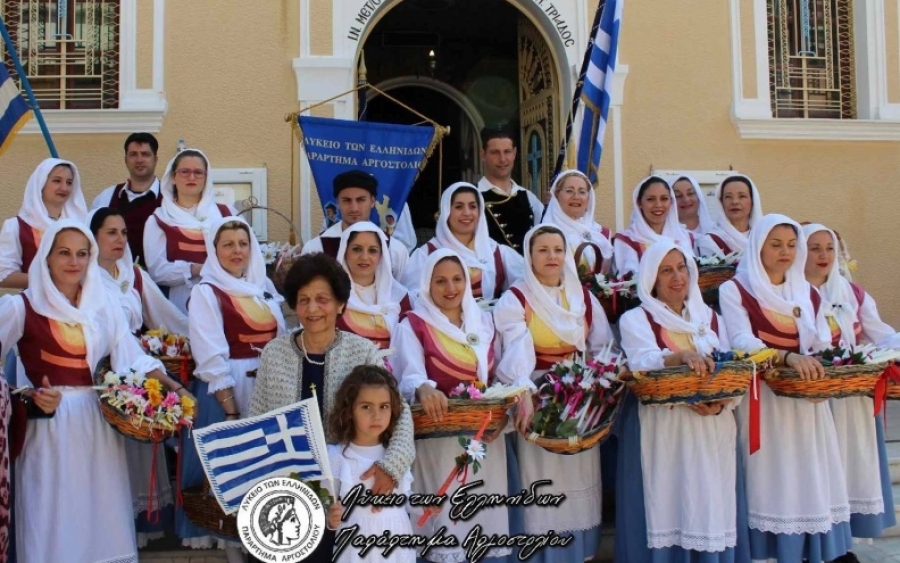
[138,549,226,562]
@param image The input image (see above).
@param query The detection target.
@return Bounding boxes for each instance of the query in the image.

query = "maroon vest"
[426,241,506,300]
[708,233,733,256]
[16,217,40,273]
[643,308,720,351]
[321,236,340,259]
[405,313,496,395]
[154,204,232,263]
[19,294,92,387]
[732,279,821,353]
[203,283,278,359]
[108,183,163,266]
[614,233,644,261]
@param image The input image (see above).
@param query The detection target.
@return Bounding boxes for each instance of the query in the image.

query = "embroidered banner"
[296,116,440,233]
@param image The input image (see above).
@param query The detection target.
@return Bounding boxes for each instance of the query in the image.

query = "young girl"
[327,365,416,563]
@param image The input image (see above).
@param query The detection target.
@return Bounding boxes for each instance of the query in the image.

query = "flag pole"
[551,0,605,180]
[0,16,58,158]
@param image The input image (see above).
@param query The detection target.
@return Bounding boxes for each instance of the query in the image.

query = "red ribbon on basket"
[749,370,761,455]
[179,357,190,386]
[873,363,900,417]
[416,412,492,528]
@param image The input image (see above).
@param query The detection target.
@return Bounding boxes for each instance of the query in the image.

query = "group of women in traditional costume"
[1,152,897,563]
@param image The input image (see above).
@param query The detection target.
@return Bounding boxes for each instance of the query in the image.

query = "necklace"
[298,331,326,366]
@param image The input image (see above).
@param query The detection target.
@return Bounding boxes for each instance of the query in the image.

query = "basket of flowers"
[260,240,302,295]
[696,253,740,309]
[620,349,776,406]
[764,345,900,399]
[580,268,640,324]
[411,381,522,440]
[94,365,195,443]
[140,327,194,385]
[525,344,626,455]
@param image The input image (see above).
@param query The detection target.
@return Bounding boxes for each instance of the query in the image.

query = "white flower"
[579,377,594,390]
[164,345,180,357]
[145,337,162,354]
[597,378,611,389]
[103,371,121,386]
[466,440,486,462]
[123,371,144,387]
[561,374,575,386]
[561,359,574,369]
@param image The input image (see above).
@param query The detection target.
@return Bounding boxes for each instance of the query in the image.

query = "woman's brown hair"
[328,364,403,448]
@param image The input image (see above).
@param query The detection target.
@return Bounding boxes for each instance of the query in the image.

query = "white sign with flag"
[193,398,333,515]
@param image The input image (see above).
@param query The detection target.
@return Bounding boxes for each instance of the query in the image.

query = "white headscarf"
[434,182,498,278]
[413,248,493,384]
[87,208,140,328]
[801,223,857,346]
[668,174,714,236]
[620,176,692,249]
[24,219,106,371]
[637,239,720,355]
[735,214,828,352]
[709,174,763,252]
[337,221,402,330]
[198,216,285,325]
[543,169,613,259]
[156,149,225,231]
[18,158,88,231]
[517,225,587,350]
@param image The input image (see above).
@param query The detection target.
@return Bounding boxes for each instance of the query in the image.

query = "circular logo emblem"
[237,477,327,561]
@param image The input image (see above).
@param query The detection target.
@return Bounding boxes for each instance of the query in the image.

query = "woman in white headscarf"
[697,175,763,259]
[87,206,186,545]
[616,239,746,563]
[392,248,509,563]
[336,221,412,350]
[0,219,188,563]
[143,149,234,313]
[542,169,614,276]
[670,175,714,243]
[803,223,898,545]
[402,182,524,301]
[614,176,693,277]
[493,224,614,563]
[719,214,851,562]
[0,158,88,289]
[177,216,285,558]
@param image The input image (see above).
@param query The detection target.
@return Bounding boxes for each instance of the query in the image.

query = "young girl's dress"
[328,442,415,563]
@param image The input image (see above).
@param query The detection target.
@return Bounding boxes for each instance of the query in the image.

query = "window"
[767,0,856,119]
[2,0,120,110]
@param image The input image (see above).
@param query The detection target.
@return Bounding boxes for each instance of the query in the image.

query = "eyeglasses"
[560,188,590,197]
[176,168,207,178]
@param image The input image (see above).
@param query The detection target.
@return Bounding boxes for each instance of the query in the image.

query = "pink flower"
[161,392,179,408]
[466,385,483,400]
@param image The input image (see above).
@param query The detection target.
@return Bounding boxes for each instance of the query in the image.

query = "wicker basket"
[412,397,518,440]
[621,361,754,406]
[596,293,641,324]
[160,355,195,383]
[238,199,303,296]
[764,363,886,399]
[182,483,238,539]
[697,265,737,309]
[885,381,900,401]
[97,398,178,443]
[524,394,622,455]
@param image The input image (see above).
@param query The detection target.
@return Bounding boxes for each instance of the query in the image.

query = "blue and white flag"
[0,64,32,157]
[193,398,332,515]
[569,0,622,184]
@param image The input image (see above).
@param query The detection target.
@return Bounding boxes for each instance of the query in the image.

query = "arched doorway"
[359,0,561,242]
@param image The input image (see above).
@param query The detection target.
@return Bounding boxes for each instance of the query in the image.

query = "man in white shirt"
[90,132,162,266]
[477,128,544,254]
[302,170,409,279]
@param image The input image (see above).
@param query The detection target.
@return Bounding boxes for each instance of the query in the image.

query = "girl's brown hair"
[328,364,403,448]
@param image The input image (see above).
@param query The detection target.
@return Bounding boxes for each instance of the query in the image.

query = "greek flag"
[0,64,31,157]
[193,398,332,515]
[570,0,623,184]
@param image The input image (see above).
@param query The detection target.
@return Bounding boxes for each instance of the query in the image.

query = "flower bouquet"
[696,252,740,309]
[411,380,523,440]
[526,344,626,454]
[765,344,900,400]
[260,241,302,295]
[621,348,776,406]
[579,268,639,324]
[95,368,195,443]
[140,327,194,385]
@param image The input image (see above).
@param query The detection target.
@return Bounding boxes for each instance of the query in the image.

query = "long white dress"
[328,443,416,563]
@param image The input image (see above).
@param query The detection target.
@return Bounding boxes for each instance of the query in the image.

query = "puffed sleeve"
[0,295,25,360]
[300,237,323,255]
[400,246,429,293]
[389,239,409,280]
[391,204,418,253]
[585,291,614,357]
[378,337,416,481]
[139,269,189,335]
[499,245,525,290]
[492,289,538,389]
[719,280,766,352]
[613,238,640,278]
[188,284,236,393]
[619,308,667,371]
[143,215,194,288]
[715,311,732,350]
[0,218,23,284]
[106,304,165,375]
[857,291,900,349]
[390,318,435,402]
[696,233,726,259]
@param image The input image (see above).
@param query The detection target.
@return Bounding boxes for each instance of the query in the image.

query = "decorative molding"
[292,57,356,112]
[21,108,167,134]
[732,117,900,140]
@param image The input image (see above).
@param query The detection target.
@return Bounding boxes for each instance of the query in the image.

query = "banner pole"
[0,16,58,158]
